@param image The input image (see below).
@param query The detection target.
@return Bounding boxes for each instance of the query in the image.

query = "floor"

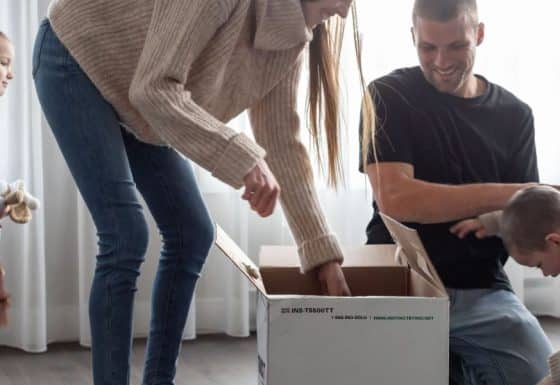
[1,317,560,385]
[0,334,256,385]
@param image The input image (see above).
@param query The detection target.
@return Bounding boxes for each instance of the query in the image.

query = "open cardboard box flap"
[214,214,446,297]
[214,225,267,296]
[380,213,446,296]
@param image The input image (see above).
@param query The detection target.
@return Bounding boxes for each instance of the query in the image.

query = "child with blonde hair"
[0,30,14,326]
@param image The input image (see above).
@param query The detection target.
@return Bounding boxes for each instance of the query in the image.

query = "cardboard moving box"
[215,214,449,385]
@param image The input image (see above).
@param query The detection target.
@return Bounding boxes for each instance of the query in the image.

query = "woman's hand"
[242,159,280,217]
[317,261,351,296]
[450,218,488,239]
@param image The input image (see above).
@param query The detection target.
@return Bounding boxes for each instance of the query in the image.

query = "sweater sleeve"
[129,0,265,189]
[248,58,344,273]
[478,210,503,237]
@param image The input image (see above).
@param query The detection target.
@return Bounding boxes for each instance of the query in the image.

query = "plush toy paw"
[0,180,40,224]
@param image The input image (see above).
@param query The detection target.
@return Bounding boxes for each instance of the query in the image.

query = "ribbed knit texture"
[478,210,502,237]
[249,59,343,271]
[47,0,343,272]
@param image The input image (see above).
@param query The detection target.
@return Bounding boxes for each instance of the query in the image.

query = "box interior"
[260,266,442,298]
[258,244,443,298]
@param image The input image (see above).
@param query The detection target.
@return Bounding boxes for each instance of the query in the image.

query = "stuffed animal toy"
[0,180,40,306]
[0,180,40,224]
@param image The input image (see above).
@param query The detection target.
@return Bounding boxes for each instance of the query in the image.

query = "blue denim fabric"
[33,20,214,385]
[448,288,553,385]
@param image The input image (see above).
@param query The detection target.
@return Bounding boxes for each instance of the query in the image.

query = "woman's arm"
[129,0,265,189]
[248,58,347,287]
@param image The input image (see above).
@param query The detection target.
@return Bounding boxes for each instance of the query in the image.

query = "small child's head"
[0,31,14,97]
[502,185,560,277]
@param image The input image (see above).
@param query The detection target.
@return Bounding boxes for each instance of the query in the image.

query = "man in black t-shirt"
[360,1,553,384]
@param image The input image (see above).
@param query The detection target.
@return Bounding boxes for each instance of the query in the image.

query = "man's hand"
[450,218,488,239]
[317,261,351,296]
[242,159,280,217]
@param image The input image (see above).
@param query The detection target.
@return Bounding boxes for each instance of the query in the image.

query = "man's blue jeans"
[449,288,553,385]
[33,20,214,385]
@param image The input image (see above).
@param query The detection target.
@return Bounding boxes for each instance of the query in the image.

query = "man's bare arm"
[367,162,534,224]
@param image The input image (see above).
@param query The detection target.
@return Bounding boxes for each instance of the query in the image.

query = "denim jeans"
[449,288,553,385]
[33,20,214,385]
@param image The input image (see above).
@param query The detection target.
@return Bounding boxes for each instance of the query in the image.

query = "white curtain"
[0,0,47,352]
[1,0,560,353]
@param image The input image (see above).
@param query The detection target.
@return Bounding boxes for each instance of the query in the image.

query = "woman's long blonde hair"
[307,2,375,188]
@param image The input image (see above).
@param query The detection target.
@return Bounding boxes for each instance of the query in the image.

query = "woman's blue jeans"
[33,20,215,385]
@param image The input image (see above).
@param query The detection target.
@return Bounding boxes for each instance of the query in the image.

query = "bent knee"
[502,310,553,368]
[98,212,150,266]
[160,216,214,272]
[165,212,214,251]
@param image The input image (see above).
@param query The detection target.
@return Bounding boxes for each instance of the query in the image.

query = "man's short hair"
[412,0,479,26]
[0,31,7,40]
[502,186,560,254]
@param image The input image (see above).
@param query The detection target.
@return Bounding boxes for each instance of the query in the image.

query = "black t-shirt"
[359,66,538,290]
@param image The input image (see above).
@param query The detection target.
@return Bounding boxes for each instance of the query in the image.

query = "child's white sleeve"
[478,210,503,237]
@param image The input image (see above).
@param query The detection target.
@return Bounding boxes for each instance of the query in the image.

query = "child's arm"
[451,184,560,240]
[478,210,503,236]
[0,193,14,220]
[450,210,503,239]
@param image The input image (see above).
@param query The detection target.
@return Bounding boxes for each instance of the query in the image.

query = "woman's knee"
[121,213,150,258]
[190,213,215,254]
[97,211,150,269]
[161,213,214,270]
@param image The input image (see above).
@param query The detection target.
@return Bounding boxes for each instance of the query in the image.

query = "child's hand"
[450,218,488,239]
[0,299,9,328]
[0,205,9,219]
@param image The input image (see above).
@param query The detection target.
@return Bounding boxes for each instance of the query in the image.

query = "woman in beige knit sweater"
[33,0,373,384]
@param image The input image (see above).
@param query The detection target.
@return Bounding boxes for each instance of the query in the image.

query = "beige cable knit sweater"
[47,0,343,272]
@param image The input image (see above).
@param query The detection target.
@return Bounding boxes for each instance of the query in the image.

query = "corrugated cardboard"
[215,215,449,385]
